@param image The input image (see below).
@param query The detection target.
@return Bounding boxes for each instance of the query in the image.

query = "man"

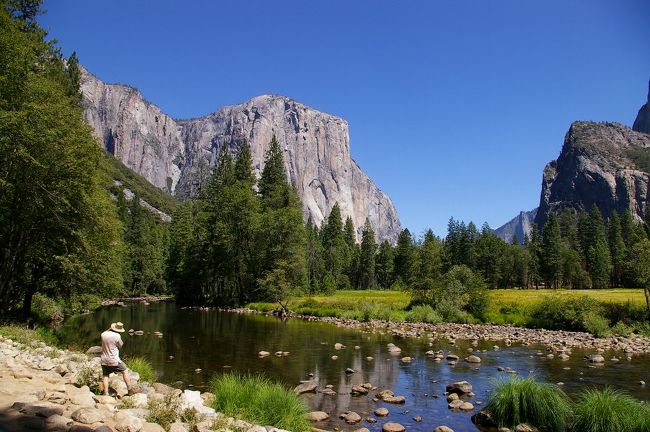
[100,322,138,396]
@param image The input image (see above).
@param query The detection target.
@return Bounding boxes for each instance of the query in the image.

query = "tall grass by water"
[126,357,155,383]
[483,375,572,432]
[210,373,310,432]
[572,388,650,432]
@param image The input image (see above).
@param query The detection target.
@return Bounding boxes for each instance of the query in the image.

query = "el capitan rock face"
[633,79,650,134]
[80,68,400,242]
[535,121,650,227]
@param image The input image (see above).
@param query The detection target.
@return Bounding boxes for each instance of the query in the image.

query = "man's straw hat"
[110,322,125,333]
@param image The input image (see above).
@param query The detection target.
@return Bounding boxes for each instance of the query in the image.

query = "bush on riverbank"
[0,324,60,347]
[572,388,650,432]
[530,296,611,337]
[210,373,310,432]
[483,375,572,432]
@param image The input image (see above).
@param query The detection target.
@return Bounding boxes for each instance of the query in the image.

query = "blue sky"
[40,0,650,237]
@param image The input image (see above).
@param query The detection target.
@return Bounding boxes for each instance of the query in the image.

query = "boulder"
[448,400,464,409]
[515,424,538,432]
[152,382,174,394]
[258,351,270,357]
[71,407,104,424]
[66,385,95,406]
[446,381,473,395]
[344,411,362,424]
[168,423,189,432]
[86,346,102,356]
[383,396,406,404]
[374,407,389,417]
[351,385,369,395]
[433,427,454,432]
[305,411,329,422]
[294,381,317,394]
[460,402,474,411]
[334,343,345,350]
[15,402,64,417]
[472,411,497,429]
[382,422,405,432]
[587,354,605,363]
[141,423,166,432]
[114,411,145,432]
[466,355,481,363]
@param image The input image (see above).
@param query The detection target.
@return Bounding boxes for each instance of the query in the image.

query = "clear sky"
[39,0,650,238]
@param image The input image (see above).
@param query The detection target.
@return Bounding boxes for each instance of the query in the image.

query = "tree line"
[2,0,650,323]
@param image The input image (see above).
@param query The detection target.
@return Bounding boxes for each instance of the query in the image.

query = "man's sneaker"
[127,387,140,396]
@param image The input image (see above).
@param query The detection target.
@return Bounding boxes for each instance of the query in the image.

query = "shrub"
[572,387,650,432]
[609,321,634,337]
[406,305,443,324]
[210,373,310,432]
[484,375,572,432]
[76,362,103,394]
[147,393,181,430]
[31,294,63,324]
[65,294,103,314]
[127,357,155,383]
[531,295,610,335]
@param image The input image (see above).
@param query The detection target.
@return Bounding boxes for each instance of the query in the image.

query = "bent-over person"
[100,322,138,396]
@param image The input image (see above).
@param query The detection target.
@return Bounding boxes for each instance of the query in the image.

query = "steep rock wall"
[80,69,400,242]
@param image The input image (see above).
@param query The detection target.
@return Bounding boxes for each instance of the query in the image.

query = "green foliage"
[405,304,442,323]
[30,293,63,324]
[0,2,125,317]
[76,362,102,394]
[531,296,610,336]
[484,375,572,432]
[0,324,59,346]
[126,357,155,383]
[102,153,177,214]
[210,373,310,432]
[572,388,650,432]
[147,393,181,430]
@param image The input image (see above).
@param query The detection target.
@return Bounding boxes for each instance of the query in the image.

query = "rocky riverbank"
[232,308,650,355]
[0,334,282,432]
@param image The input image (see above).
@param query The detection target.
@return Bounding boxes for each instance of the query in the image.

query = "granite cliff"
[633,79,650,134]
[493,208,537,243]
[81,69,400,242]
[535,121,650,227]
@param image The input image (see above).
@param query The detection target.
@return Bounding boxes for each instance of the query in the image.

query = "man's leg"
[122,369,132,391]
[102,374,110,396]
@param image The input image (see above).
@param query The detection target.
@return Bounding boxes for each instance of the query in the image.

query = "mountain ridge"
[80,67,401,242]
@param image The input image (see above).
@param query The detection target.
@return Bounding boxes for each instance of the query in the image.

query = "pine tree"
[305,218,325,292]
[608,211,626,287]
[357,220,377,289]
[541,215,563,288]
[257,136,306,310]
[394,229,416,286]
[375,240,395,289]
[321,203,347,286]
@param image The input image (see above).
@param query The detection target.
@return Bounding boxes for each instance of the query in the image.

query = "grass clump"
[572,387,650,432]
[76,362,103,394]
[210,373,310,432]
[126,357,155,383]
[484,375,572,432]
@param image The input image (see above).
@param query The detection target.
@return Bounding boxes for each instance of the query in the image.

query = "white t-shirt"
[100,330,124,366]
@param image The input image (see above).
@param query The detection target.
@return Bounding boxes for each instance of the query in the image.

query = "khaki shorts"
[101,361,127,376]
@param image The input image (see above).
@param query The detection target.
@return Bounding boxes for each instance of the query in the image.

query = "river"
[58,302,650,432]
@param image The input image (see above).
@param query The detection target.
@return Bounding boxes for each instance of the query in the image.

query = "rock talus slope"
[81,69,400,242]
[535,121,650,227]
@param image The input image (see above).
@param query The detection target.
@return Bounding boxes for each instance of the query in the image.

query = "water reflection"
[58,302,650,432]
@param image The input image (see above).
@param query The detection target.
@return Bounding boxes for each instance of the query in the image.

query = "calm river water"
[58,302,649,432]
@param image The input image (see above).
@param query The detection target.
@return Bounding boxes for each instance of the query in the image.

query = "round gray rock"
[382,422,405,432]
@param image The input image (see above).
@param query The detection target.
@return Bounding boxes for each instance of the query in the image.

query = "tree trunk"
[645,284,650,320]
